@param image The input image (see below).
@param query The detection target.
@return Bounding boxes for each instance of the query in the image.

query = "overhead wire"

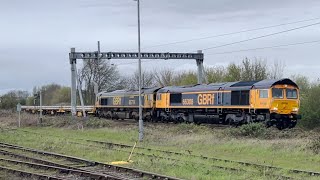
[206,40,320,55]
[201,22,320,51]
[113,40,320,66]
[112,18,320,66]
[141,17,320,50]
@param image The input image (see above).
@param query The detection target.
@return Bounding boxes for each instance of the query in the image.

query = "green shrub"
[36,116,110,129]
[169,123,211,134]
[84,118,110,128]
[299,85,320,129]
[228,123,267,138]
[308,136,320,154]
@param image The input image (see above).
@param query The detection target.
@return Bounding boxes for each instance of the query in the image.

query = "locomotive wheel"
[276,121,284,130]
[222,118,230,125]
[160,116,168,123]
[265,120,273,128]
[194,120,201,125]
[178,117,184,123]
[289,121,297,128]
[160,116,164,123]
[228,118,236,127]
[283,120,289,129]
[152,117,158,123]
[146,115,152,122]
[132,115,139,121]
[97,111,102,119]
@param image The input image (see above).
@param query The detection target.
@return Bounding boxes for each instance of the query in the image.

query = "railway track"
[71,141,296,180]
[5,128,320,179]
[0,141,182,180]
[86,139,320,177]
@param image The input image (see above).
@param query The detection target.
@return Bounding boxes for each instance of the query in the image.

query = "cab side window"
[259,90,268,98]
[156,94,162,100]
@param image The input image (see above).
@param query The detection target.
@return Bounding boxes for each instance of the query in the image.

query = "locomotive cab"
[268,84,300,129]
[270,85,299,114]
[251,79,301,129]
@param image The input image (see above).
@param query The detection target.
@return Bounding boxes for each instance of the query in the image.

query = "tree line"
[0,57,319,129]
[2,57,282,107]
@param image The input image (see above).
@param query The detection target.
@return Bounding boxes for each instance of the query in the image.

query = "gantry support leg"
[196,50,204,84]
[70,48,77,117]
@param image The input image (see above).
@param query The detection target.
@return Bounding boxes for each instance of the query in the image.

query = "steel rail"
[0,165,64,180]
[0,142,182,180]
[0,149,92,171]
[71,141,293,180]
[12,129,319,178]
[0,158,125,180]
[86,140,320,177]
[12,129,319,177]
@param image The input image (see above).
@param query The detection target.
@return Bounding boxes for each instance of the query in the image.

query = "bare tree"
[205,66,226,83]
[224,63,242,82]
[241,58,254,81]
[125,70,156,90]
[268,60,285,79]
[79,59,119,104]
[154,68,175,87]
[291,74,310,94]
[240,58,268,81]
[174,70,197,86]
[252,58,268,81]
[0,90,29,109]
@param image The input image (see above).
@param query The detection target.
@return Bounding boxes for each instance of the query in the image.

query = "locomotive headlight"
[292,107,299,112]
[272,107,278,111]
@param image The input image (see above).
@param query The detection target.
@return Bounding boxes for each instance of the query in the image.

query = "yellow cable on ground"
[110,141,137,165]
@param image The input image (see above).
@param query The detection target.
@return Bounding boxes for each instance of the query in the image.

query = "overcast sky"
[1,0,320,94]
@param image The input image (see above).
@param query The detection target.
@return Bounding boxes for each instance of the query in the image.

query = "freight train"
[94,78,301,129]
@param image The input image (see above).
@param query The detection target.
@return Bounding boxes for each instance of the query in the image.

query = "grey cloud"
[0,0,320,93]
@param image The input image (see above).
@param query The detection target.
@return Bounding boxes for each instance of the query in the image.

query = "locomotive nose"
[271,100,299,114]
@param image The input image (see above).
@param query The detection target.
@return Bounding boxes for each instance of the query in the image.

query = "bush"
[83,118,110,128]
[299,85,320,129]
[308,136,320,154]
[227,123,267,138]
[39,116,111,129]
[169,123,211,135]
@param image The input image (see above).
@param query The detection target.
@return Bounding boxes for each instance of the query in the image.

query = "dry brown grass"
[0,110,41,127]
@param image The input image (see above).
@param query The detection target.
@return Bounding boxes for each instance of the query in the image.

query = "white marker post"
[16,103,21,128]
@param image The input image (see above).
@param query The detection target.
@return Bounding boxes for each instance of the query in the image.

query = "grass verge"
[0,113,319,179]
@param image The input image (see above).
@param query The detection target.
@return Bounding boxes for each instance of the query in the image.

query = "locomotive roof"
[97,79,298,95]
[97,87,160,96]
[253,78,298,89]
[157,84,219,93]
[157,78,298,93]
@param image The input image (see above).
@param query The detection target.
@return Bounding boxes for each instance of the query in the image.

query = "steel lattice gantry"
[69,48,204,116]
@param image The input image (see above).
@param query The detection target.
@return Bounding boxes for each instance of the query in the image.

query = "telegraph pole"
[39,89,43,124]
[136,0,143,142]
[70,48,77,117]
